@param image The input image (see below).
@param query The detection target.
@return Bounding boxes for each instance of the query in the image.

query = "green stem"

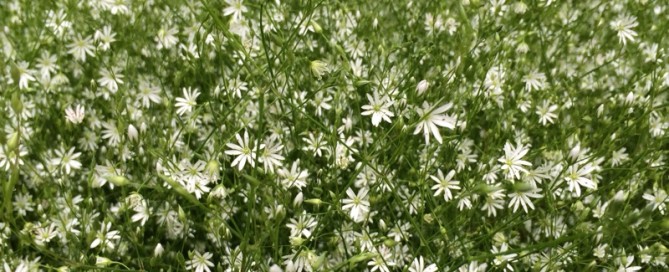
[4,121,20,223]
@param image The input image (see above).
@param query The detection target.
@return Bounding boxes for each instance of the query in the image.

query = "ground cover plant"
[1,0,668,271]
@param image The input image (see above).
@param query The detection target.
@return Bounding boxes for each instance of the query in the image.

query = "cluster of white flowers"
[0,0,668,271]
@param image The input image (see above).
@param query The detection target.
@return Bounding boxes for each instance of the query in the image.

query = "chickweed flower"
[310,60,330,79]
[175,87,200,116]
[610,14,639,46]
[67,35,95,62]
[225,131,258,171]
[186,251,214,272]
[51,147,82,175]
[361,91,395,127]
[430,169,460,202]
[498,142,532,180]
[414,102,457,144]
[64,104,85,124]
[342,187,370,223]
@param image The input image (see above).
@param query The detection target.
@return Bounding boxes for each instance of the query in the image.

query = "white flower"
[131,200,151,226]
[409,256,438,272]
[311,91,332,117]
[223,0,248,22]
[36,52,58,79]
[368,245,395,272]
[535,101,558,125]
[94,25,117,51]
[513,2,528,14]
[458,261,488,272]
[90,222,120,252]
[224,131,258,171]
[185,251,214,272]
[98,68,124,93]
[610,15,638,46]
[522,70,546,92]
[642,189,668,214]
[491,243,517,271]
[286,212,317,239]
[310,60,330,79]
[259,139,284,174]
[34,224,58,246]
[154,243,164,257]
[269,264,283,272]
[101,121,122,146]
[498,142,532,180]
[283,250,315,272]
[430,169,460,201]
[593,244,608,259]
[67,35,95,62]
[617,255,641,272]
[186,176,211,200]
[45,10,72,36]
[277,160,309,190]
[508,185,543,213]
[481,186,506,217]
[15,61,36,90]
[51,147,82,175]
[13,192,34,216]
[137,80,162,108]
[484,66,505,95]
[414,102,457,144]
[156,27,179,50]
[176,160,212,199]
[416,80,429,95]
[361,92,394,127]
[610,147,629,167]
[341,187,370,223]
[127,124,139,142]
[302,132,327,157]
[229,76,248,98]
[564,163,597,196]
[65,105,85,124]
[175,87,200,116]
[100,0,129,15]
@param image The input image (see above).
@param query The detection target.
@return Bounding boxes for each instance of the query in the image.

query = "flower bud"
[269,264,283,272]
[378,219,387,231]
[95,256,112,267]
[305,198,323,206]
[349,252,375,264]
[423,213,434,224]
[90,79,97,93]
[512,182,534,192]
[293,192,304,207]
[127,124,138,142]
[206,160,220,178]
[10,61,22,84]
[290,237,305,247]
[310,253,326,269]
[416,79,429,95]
[178,206,187,221]
[11,92,23,113]
[311,20,322,33]
[7,132,19,151]
[107,175,130,187]
[154,243,164,257]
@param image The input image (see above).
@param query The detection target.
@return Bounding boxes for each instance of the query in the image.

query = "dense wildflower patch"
[0,0,668,271]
